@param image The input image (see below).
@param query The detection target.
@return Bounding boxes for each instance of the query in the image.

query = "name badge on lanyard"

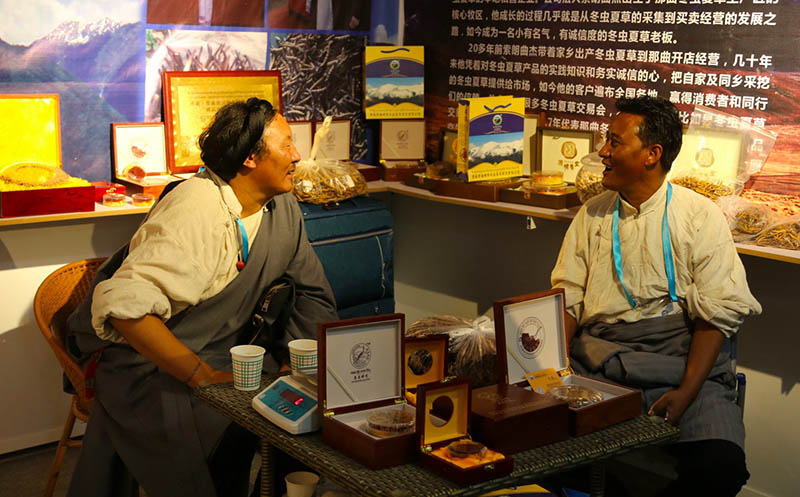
[612,183,677,311]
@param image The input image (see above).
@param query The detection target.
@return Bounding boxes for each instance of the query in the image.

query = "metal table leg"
[589,463,605,497]
[260,439,275,497]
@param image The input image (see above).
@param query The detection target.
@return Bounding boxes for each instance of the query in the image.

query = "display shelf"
[379,181,800,265]
[2,181,798,264]
[0,202,150,227]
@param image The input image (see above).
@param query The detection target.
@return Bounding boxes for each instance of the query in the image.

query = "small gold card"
[525,368,563,395]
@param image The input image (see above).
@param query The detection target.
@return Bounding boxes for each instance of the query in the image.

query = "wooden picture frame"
[536,128,594,184]
[380,119,425,161]
[111,123,168,180]
[288,120,313,160]
[312,118,351,161]
[162,70,283,174]
[671,127,747,184]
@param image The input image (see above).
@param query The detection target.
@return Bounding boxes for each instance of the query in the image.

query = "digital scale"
[252,373,320,434]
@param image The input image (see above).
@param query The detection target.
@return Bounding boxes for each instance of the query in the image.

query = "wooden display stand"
[494,288,641,436]
[318,314,417,469]
[499,184,581,209]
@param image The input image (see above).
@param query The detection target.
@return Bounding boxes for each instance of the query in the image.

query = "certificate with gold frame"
[112,123,168,179]
[162,70,283,174]
[670,128,746,184]
[380,119,425,161]
[536,128,594,184]
[288,121,313,160]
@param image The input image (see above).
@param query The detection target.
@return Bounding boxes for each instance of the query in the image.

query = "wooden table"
[195,374,679,497]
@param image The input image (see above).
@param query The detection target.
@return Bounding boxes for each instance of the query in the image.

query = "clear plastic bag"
[669,106,777,200]
[406,313,498,388]
[716,196,777,242]
[291,159,367,204]
[575,152,607,203]
[754,215,800,251]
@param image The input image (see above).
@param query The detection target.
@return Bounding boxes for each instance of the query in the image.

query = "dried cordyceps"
[270,33,367,160]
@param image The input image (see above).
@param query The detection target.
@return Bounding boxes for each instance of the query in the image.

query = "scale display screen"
[280,388,304,405]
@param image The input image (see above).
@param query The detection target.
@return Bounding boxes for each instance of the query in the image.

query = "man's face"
[598,112,654,193]
[249,114,300,197]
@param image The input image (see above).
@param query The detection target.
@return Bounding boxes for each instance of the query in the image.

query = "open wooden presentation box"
[404,335,448,407]
[417,379,513,485]
[0,94,94,217]
[318,314,417,469]
[494,288,641,437]
[111,122,181,198]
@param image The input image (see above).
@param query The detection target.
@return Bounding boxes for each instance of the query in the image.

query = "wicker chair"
[33,257,106,497]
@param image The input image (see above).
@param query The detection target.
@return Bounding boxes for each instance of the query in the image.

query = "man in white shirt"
[552,97,760,497]
[68,98,337,497]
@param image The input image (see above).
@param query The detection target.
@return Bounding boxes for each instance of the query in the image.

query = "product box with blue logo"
[457,96,524,182]
[364,46,424,119]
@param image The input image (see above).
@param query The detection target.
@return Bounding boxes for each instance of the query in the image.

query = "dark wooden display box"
[403,173,437,191]
[494,288,642,437]
[499,186,581,209]
[0,186,94,218]
[353,163,382,182]
[318,314,417,469]
[470,383,569,454]
[417,379,513,485]
[382,162,426,182]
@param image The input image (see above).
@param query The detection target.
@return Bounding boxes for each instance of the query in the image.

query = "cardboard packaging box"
[318,314,417,469]
[364,46,424,120]
[457,96,524,182]
[404,335,448,406]
[0,94,94,217]
[494,289,641,437]
[417,379,513,485]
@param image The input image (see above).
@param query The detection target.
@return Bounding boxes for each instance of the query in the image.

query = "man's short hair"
[198,97,277,181]
[615,97,683,172]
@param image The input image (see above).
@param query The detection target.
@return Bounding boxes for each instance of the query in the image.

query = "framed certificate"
[523,113,540,176]
[288,121,313,160]
[380,119,425,160]
[112,123,168,180]
[537,128,594,184]
[671,128,746,184]
[312,119,351,161]
[162,70,283,174]
[439,128,457,165]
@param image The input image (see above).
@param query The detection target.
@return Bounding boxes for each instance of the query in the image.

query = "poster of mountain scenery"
[1,0,798,217]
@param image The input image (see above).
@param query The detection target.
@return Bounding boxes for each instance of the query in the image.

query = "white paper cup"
[230,344,265,391]
[288,339,317,377]
[285,471,319,497]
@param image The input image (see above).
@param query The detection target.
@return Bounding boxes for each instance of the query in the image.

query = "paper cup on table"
[285,471,319,497]
[230,344,265,391]
[288,339,317,377]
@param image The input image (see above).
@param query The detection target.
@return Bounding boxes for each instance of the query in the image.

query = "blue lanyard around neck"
[236,218,249,264]
[612,183,677,309]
